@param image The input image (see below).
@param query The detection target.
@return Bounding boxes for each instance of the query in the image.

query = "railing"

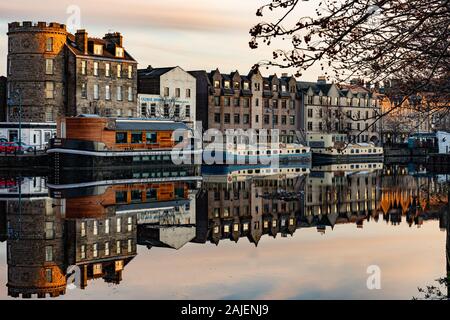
[0,144,49,157]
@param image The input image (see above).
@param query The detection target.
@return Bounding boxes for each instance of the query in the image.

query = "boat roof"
[115,119,190,131]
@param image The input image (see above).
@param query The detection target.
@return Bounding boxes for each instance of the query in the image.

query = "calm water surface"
[0,163,448,300]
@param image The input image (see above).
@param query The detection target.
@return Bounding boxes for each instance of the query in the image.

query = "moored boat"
[203,142,311,165]
[47,115,201,168]
[306,133,383,164]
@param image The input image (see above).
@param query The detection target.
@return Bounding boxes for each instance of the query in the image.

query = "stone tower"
[7,22,68,122]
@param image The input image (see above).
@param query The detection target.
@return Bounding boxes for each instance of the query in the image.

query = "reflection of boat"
[48,115,201,168]
[203,143,311,164]
[306,133,383,164]
[202,163,310,183]
[311,162,383,173]
[49,164,201,186]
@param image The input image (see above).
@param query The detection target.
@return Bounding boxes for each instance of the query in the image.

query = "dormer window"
[243,82,250,90]
[224,81,231,89]
[115,47,124,58]
[272,84,278,92]
[214,80,220,89]
[94,44,103,55]
[233,81,240,90]
[281,85,287,92]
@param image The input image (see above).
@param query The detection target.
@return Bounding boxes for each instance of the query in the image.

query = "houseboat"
[203,143,311,165]
[47,115,201,168]
[306,133,383,164]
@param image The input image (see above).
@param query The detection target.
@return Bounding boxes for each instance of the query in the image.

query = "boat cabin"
[57,115,190,151]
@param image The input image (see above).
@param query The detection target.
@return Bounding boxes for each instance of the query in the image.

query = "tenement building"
[190,68,301,143]
[137,66,196,130]
[6,21,137,122]
[298,77,381,144]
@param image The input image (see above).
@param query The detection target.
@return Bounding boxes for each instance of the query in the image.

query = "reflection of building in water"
[137,185,197,250]
[378,166,449,227]
[303,163,383,232]
[1,174,199,298]
[196,172,306,246]
[5,195,67,298]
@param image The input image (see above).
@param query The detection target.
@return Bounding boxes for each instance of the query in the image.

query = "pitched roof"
[138,67,176,78]
[66,36,136,62]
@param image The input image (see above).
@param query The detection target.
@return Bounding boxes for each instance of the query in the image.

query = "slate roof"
[115,119,190,131]
[66,35,136,62]
[138,67,176,79]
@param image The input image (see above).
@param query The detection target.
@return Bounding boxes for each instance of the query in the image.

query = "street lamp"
[7,89,22,147]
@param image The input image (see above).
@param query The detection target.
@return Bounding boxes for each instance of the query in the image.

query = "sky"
[0,0,321,80]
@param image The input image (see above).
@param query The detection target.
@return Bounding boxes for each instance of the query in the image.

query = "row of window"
[212,217,295,234]
[80,240,134,260]
[213,80,296,93]
[213,97,251,107]
[163,87,191,98]
[80,60,133,79]
[305,95,378,107]
[80,217,133,237]
[81,83,134,102]
[307,121,377,132]
[213,113,296,126]
[212,97,295,109]
[307,108,377,119]
[140,104,191,118]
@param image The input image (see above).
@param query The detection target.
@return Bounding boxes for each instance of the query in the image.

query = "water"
[0,163,448,300]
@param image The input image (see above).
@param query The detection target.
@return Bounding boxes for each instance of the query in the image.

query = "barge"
[306,133,383,165]
[48,115,201,168]
[203,143,311,165]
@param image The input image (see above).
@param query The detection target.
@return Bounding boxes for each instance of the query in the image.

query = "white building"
[137,66,196,131]
[0,122,56,149]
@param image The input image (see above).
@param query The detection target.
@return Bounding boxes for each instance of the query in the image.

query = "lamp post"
[7,89,22,148]
[8,89,22,148]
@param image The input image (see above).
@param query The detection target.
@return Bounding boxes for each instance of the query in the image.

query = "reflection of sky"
[0,0,321,79]
[0,243,6,298]
[1,218,445,300]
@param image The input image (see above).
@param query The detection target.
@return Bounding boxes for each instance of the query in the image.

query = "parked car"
[0,142,15,153]
[1,142,26,154]
[11,141,35,153]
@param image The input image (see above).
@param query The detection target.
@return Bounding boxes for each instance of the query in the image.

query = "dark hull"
[312,153,384,165]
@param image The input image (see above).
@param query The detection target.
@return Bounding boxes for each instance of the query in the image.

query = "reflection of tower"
[0,201,6,242]
[6,198,66,298]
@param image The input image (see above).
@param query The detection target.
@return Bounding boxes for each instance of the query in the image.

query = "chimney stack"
[75,29,88,54]
[317,76,327,85]
[103,32,123,47]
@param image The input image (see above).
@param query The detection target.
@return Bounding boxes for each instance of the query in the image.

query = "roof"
[66,37,136,62]
[115,119,190,131]
[297,81,334,95]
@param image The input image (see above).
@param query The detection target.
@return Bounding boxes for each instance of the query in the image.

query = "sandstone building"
[190,68,301,143]
[6,21,137,123]
[298,77,381,144]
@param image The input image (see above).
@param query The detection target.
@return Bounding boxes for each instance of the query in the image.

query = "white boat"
[203,142,311,165]
[306,133,383,164]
